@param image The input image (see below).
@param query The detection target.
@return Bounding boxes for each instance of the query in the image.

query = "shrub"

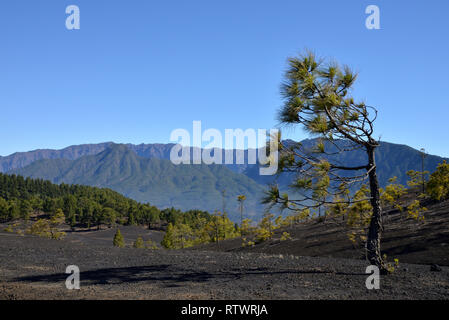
[26,219,51,238]
[113,229,125,247]
[280,232,292,241]
[427,161,449,201]
[133,236,145,249]
[241,238,255,247]
[145,239,159,250]
[4,225,14,233]
[26,218,66,240]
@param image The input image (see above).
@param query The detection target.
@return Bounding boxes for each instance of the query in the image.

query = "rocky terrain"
[0,228,448,300]
[1,193,448,300]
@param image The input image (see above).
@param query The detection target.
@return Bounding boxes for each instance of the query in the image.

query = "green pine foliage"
[10,144,266,219]
[426,161,449,201]
[0,172,162,228]
[161,210,239,249]
[145,239,159,250]
[113,229,125,247]
[133,236,145,249]
[0,173,229,248]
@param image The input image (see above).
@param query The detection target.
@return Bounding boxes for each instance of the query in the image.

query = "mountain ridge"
[5,140,448,220]
[10,144,266,220]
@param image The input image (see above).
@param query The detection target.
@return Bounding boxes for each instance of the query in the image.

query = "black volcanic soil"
[1,196,448,300]
[0,230,448,300]
[63,225,165,248]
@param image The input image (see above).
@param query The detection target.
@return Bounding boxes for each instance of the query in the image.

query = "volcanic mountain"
[5,140,448,220]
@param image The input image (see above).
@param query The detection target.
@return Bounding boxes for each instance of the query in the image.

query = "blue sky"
[1,0,448,157]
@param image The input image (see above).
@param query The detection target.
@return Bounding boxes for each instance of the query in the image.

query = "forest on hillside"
[0,173,208,231]
[2,160,448,251]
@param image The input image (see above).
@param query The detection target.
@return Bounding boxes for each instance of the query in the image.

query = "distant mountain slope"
[3,140,447,187]
[243,139,448,188]
[0,142,114,173]
[0,142,179,173]
[0,142,251,173]
[126,143,175,159]
[5,140,448,220]
[11,144,266,220]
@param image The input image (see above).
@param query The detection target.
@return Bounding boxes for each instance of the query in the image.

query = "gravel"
[1,231,448,300]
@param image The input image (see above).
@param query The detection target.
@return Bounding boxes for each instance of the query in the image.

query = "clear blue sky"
[1,0,448,157]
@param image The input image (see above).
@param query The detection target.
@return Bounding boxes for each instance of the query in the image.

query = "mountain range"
[3,140,447,221]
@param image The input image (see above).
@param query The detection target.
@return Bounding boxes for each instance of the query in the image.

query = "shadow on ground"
[13,264,367,287]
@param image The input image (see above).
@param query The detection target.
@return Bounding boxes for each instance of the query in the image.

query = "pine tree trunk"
[240,203,244,237]
[366,146,387,273]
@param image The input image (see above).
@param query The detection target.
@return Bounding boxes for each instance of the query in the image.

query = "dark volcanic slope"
[193,198,449,267]
[63,225,165,248]
[0,231,448,300]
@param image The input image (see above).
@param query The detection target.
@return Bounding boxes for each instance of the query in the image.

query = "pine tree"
[49,209,66,239]
[133,236,144,248]
[264,51,388,272]
[8,201,20,221]
[256,213,278,242]
[128,213,136,225]
[0,197,9,222]
[427,161,449,200]
[19,200,32,221]
[237,195,246,236]
[176,223,193,249]
[145,239,159,250]
[161,223,175,248]
[113,229,125,248]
